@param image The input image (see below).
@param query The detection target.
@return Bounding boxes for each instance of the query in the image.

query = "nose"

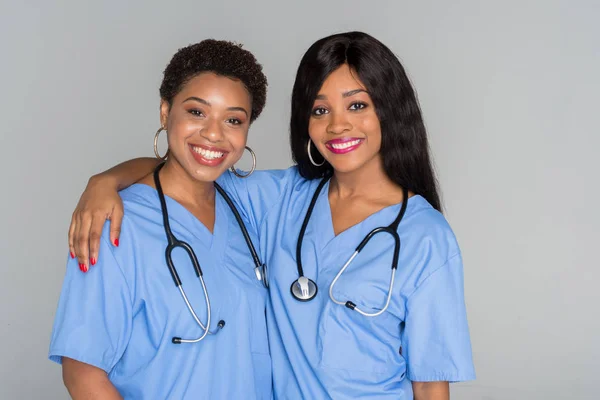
[200,118,224,142]
[326,111,352,135]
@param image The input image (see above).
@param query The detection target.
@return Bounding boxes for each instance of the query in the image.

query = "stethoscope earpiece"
[290,276,318,301]
[171,320,225,345]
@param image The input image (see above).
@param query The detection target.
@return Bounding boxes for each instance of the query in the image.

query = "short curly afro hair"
[159,39,267,122]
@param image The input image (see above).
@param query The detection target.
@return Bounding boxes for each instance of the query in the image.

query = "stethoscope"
[153,163,267,344]
[290,175,409,317]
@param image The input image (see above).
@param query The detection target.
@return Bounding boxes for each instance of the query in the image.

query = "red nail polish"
[114,238,119,247]
[70,252,75,259]
[90,258,96,266]
[79,263,85,272]
[82,264,88,273]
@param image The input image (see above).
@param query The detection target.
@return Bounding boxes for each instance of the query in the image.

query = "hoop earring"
[307,139,324,167]
[230,146,257,178]
[154,127,169,160]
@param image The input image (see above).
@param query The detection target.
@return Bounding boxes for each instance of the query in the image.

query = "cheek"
[167,116,194,139]
[308,118,327,140]
[166,127,187,150]
[228,129,249,150]
[359,114,382,144]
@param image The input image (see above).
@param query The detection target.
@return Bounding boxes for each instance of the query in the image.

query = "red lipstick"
[325,137,364,154]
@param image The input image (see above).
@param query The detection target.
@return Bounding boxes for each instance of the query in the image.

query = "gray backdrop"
[1,0,598,399]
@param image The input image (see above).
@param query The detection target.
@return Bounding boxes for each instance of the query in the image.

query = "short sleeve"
[48,235,133,373]
[403,252,476,382]
[217,168,294,231]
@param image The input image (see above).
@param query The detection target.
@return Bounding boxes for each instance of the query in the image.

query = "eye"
[311,107,328,116]
[227,118,243,125]
[349,102,367,111]
[188,109,204,117]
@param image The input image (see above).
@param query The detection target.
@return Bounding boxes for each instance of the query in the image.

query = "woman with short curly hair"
[48,39,271,399]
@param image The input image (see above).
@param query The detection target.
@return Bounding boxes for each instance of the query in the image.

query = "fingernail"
[90,258,96,266]
[114,238,119,247]
[70,251,75,259]
[79,263,85,272]
[82,264,88,273]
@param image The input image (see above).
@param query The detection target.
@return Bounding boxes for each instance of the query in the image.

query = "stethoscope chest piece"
[255,263,269,288]
[290,276,318,301]
[291,175,410,315]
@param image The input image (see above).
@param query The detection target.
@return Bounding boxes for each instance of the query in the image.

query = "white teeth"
[191,146,224,160]
[330,139,361,150]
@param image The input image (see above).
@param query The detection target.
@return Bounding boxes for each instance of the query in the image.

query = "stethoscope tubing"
[214,182,268,287]
[155,163,265,344]
[295,174,409,317]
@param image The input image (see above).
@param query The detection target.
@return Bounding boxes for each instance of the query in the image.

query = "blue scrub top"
[219,167,475,399]
[49,184,272,399]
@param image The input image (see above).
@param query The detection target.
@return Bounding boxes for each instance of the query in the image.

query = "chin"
[194,168,228,183]
[181,161,224,183]
[328,160,367,175]
[329,152,383,176]
[178,154,225,181]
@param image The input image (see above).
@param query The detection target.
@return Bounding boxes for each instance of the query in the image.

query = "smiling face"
[308,64,382,175]
[160,72,252,183]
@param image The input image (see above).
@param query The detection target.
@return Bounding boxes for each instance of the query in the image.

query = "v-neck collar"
[313,180,420,253]
[128,183,229,260]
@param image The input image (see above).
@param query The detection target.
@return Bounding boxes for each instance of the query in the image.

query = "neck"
[157,159,215,206]
[330,157,400,201]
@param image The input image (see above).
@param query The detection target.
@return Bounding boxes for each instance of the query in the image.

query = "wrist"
[88,172,120,191]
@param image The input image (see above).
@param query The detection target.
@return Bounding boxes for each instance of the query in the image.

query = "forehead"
[318,64,367,94]
[176,72,251,104]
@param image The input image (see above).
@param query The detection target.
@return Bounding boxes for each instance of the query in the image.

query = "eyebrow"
[183,96,249,117]
[315,88,368,100]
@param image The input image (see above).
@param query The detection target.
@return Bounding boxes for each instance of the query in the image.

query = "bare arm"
[62,357,123,400]
[99,157,160,191]
[69,157,159,269]
[412,381,450,400]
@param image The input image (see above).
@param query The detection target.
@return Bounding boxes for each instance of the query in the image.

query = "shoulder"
[405,196,457,244]
[400,196,461,282]
[118,184,162,224]
[98,184,162,259]
[119,184,159,210]
[216,167,308,227]
[220,166,303,193]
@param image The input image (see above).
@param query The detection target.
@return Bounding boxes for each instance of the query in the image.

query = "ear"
[160,100,170,128]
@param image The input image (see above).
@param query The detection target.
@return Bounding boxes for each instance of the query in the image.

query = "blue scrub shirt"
[219,167,475,399]
[49,184,272,399]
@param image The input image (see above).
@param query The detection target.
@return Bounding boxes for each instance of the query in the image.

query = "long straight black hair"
[290,31,442,212]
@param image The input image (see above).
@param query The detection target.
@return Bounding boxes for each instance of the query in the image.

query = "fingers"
[68,211,78,260]
[109,205,124,248]
[68,183,125,272]
[75,211,92,272]
[89,214,106,267]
